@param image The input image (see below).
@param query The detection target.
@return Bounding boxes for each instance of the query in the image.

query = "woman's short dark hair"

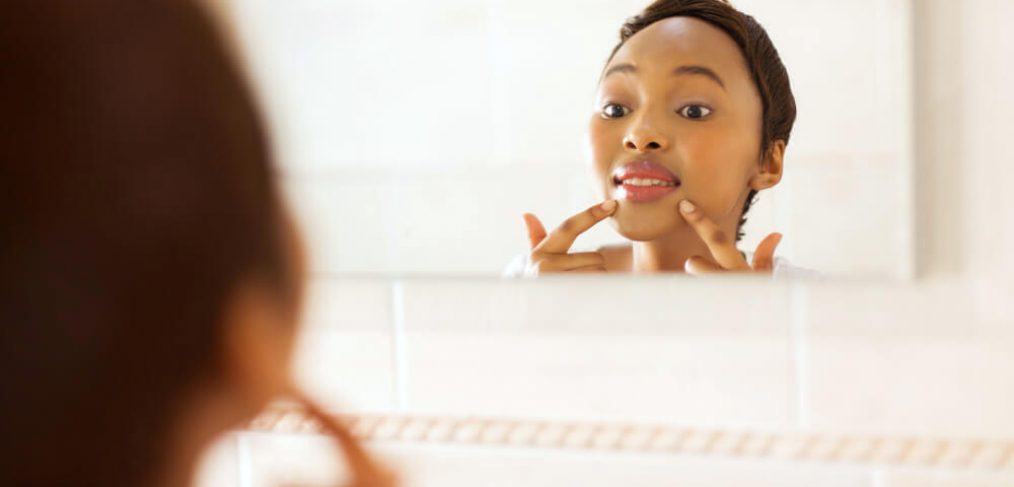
[0,0,288,485]
[608,0,797,240]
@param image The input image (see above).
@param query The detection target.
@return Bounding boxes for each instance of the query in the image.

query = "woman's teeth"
[621,178,676,187]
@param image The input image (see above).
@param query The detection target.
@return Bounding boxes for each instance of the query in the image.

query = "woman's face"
[588,16,766,241]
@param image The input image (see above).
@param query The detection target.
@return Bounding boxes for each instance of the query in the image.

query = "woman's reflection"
[511,0,806,276]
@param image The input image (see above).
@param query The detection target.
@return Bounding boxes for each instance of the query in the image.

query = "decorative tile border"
[247,404,1014,470]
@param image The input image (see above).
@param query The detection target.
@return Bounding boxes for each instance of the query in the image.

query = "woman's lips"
[612,160,681,203]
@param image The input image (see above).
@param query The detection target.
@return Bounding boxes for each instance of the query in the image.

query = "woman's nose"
[622,125,669,153]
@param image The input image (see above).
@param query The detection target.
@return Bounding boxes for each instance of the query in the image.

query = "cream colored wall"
[915,0,1014,282]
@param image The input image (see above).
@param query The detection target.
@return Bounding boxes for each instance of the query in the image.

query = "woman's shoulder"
[502,253,530,277]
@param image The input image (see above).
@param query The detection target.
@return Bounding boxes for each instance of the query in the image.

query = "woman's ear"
[750,139,785,190]
[220,279,299,413]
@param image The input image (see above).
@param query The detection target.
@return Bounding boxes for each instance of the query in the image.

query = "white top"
[502,249,818,278]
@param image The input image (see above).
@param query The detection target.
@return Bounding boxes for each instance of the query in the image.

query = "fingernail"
[679,200,696,213]
[601,199,617,212]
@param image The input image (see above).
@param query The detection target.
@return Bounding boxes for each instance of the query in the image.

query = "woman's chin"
[608,207,683,242]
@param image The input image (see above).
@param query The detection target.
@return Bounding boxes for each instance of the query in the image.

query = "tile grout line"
[390,280,408,412]
[235,432,252,487]
[872,467,887,487]
[789,281,810,429]
[896,0,917,281]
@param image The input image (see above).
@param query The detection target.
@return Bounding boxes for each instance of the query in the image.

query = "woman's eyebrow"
[602,63,726,90]
[674,65,726,90]
[602,63,637,79]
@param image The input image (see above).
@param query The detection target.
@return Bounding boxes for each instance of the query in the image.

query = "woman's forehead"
[608,16,748,78]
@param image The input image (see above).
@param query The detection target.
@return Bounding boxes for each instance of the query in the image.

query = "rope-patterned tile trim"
[246,405,1014,471]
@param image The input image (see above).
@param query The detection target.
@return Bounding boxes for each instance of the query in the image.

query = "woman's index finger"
[536,200,617,254]
[678,199,750,270]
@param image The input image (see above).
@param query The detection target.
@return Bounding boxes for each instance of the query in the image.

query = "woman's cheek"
[699,179,744,221]
[587,119,620,193]
[681,150,746,220]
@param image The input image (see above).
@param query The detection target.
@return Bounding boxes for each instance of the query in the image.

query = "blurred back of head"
[0,0,289,484]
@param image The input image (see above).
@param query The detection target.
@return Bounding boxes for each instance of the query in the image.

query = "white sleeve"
[502,253,530,278]
[772,256,821,279]
[504,251,818,277]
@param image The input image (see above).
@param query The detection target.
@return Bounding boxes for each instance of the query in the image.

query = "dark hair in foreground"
[0,0,288,484]
[610,0,797,240]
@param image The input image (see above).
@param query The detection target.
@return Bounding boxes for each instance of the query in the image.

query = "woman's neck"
[628,221,738,273]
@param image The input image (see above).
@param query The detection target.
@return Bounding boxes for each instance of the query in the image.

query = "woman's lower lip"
[615,184,678,203]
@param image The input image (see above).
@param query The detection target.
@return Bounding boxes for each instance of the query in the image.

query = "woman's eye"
[678,104,712,120]
[601,103,630,119]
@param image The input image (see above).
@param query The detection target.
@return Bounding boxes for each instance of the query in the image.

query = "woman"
[0,1,392,485]
[514,0,801,276]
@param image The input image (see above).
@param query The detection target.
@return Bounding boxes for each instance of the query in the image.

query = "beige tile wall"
[196,273,1014,486]
[397,278,793,426]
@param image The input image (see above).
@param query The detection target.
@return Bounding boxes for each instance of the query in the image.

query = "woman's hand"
[521,200,617,275]
[678,199,782,275]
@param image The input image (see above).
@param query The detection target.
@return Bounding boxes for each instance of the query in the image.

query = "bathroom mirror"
[227,0,914,279]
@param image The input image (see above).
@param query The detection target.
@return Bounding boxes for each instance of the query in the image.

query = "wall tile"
[238,431,349,487]
[735,0,911,160]
[282,178,400,274]
[803,280,1014,438]
[398,277,794,427]
[282,168,600,275]
[779,158,911,278]
[301,278,392,332]
[194,433,239,487]
[952,0,1014,283]
[377,442,874,487]
[292,278,395,412]
[806,337,1014,438]
[883,468,1014,487]
[233,0,495,172]
[803,279,988,339]
[399,276,790,334]
[487,0,642,166]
